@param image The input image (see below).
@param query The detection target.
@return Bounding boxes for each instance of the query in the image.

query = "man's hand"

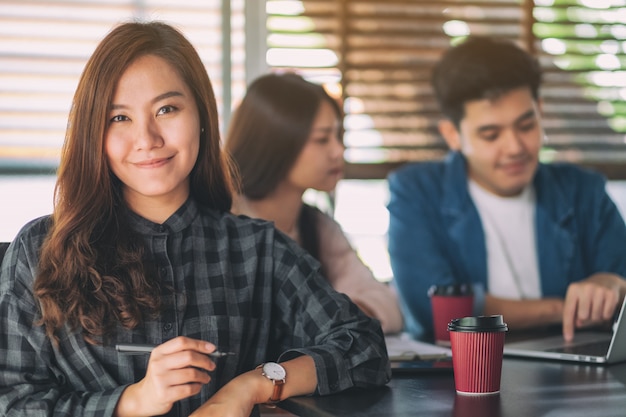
[562,273,625,342]
[483,295,563,330]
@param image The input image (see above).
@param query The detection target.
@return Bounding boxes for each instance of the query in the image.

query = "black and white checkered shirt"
[0,198,390,417]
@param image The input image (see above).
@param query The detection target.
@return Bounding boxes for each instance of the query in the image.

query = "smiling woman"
[0,20,390,417]
[105,54,202,224]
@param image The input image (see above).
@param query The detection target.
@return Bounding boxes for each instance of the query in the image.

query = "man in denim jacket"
[387,36,626,342]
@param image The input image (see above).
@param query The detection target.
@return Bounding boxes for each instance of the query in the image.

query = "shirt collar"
[126,197,199,235]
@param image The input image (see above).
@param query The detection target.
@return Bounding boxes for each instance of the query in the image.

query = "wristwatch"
[257,362,286,406]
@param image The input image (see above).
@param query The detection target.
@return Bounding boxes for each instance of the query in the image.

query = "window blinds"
[267,0,626,179]
[0,0,244,172]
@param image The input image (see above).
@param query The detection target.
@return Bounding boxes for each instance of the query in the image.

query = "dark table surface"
[280,352,626,417]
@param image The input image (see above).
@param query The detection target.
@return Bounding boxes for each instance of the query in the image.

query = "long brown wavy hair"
[34,21,235,344]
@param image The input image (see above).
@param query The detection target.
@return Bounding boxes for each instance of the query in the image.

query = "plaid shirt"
[0,198,390,417]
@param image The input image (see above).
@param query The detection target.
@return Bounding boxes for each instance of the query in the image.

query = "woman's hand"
[190,355,317,417]
[189,371,259,417]
[114,336,217,417]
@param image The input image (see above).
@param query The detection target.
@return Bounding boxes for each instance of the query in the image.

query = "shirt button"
[158,225,167,233]
[160,267,167,276]
[163,323,173,331]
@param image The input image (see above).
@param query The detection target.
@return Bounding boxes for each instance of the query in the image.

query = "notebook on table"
[385,333,453,373]
[503,297,626,364]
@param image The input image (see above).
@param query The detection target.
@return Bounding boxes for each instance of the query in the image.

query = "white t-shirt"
[468,180,541,299]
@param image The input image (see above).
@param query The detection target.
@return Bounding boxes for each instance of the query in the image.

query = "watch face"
[263,362,286,380]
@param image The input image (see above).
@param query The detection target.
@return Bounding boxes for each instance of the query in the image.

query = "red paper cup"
[429,284,474,345]
[448,315,508,395]
[452,392,502,417]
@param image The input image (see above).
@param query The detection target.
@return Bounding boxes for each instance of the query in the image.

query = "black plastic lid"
[447,315,508,333]
[428,283,473,297]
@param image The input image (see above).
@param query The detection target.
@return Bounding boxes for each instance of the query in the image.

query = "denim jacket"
[387,151,626,341]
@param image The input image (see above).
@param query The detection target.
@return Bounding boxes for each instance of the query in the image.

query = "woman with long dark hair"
[226,73,403,334]
[0,22,390,417]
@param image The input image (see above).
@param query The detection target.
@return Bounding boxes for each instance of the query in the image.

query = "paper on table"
[385,333,452,361]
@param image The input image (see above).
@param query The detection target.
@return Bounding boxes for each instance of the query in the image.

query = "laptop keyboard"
[545,340,610,356]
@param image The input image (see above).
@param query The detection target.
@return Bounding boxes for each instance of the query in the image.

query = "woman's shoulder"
[207,207,275,233]
[13,215,52,247]
[304,205,345,238]
[0,215,51,294]
[199,206,299,248]
[303,205,358,267]
[203,207,319,273]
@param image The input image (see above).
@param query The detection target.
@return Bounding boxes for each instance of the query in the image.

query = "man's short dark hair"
[431,36,542,127]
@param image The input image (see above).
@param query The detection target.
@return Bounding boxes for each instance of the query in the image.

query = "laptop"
[503,297,626,364]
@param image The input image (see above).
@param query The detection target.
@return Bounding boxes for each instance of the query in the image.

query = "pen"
[115,343,236,358]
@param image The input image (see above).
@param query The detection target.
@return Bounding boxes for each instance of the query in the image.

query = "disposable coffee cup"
[448,315,508,395]
[452,392,502,417]
[429,284,474,345]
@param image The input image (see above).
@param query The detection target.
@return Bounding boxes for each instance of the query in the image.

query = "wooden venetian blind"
[0,0,245,172]
[266,0,626,179]
[533,0,626,178]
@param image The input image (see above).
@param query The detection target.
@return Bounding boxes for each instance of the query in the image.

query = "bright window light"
[266,0,305,15]
[534,7,557,22]
[596,53,621,70]
[267,33,326,48]
[597,101,615,116]
[343,130,383,147]
[553,57,573,70]
[344,114,375,130]
[590,71,626,86]
[266,48,338,67]
[542,38,567,54]
[600,40,620,54]
[267,16,314,32]
[574,23,598,38]
[442,20,470,37]
[344,148,389,164]
[580,0,612,9]
[344,97,364,114]
[611,25,626,39]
